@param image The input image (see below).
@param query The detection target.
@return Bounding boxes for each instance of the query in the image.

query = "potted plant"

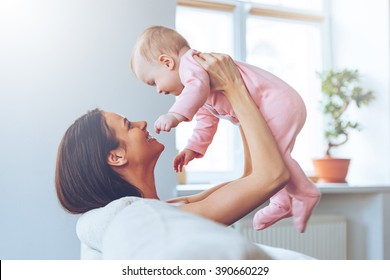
[313,69,374,183]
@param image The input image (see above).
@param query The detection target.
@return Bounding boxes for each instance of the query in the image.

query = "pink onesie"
[170,49,315,200]
[170,49,304,156]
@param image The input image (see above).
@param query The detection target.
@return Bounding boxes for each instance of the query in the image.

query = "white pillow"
[101,198,270,259]
[77,197,314,260]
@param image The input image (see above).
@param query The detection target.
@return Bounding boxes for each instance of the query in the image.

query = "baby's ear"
[158,54,175,70]
[107,148,128,167]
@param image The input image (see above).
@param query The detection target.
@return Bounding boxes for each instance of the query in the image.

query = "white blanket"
[76,197,314,260]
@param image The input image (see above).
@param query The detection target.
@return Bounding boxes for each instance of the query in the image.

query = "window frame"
[176,0,330,184]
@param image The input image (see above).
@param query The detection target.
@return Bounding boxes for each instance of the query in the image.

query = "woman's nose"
[139,121,147,130]
[141,121,148,130]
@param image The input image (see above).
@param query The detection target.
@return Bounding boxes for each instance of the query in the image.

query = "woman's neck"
[137,171,159,199]
[121,164,159,200]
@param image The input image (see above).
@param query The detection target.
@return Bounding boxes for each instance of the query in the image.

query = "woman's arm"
[178,53,289,225]
[167,181,232,205]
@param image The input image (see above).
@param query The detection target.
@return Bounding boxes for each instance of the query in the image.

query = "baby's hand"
[154,113,180,134]
[173,149,200,172]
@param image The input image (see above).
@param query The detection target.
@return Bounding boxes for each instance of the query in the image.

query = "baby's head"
[131,25,190,66]
[130,26,190,96]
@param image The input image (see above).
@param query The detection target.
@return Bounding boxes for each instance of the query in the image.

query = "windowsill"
[176,183,390,196]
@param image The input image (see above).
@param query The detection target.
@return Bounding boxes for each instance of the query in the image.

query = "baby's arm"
[154,112,186,134]
[167,51,211,124]
[185,107,219,156]
[173,107,219,171]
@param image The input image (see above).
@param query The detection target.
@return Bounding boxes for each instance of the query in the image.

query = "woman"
[55,53,292,259]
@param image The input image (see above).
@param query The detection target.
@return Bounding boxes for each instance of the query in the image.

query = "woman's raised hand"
[193,52,244,95]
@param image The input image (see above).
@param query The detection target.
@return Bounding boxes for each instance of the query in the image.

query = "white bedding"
[76,197,314,260]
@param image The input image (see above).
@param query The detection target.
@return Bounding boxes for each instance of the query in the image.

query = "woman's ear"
[107,148,128,167]
[158,54,175,70]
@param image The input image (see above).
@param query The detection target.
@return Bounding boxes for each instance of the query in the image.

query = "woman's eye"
[127,121,132,129]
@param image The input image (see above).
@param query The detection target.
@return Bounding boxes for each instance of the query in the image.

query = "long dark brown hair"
[55,109,142,214]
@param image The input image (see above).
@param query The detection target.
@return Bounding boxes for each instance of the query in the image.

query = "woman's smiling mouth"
[146,132,155,142]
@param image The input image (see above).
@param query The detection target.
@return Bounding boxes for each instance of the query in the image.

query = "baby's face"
[133,54,183,96]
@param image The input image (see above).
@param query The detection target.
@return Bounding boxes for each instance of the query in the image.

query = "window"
[249,0,323,11]
[176,0,327,184]
[176,5,241,183]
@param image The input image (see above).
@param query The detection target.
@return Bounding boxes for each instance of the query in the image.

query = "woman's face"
[103,112,164,165]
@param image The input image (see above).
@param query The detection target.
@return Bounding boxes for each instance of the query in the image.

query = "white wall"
[329,0,390,186]
[0,0,177,259]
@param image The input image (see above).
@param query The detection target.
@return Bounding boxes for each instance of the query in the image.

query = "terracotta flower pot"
[312,157,351,183]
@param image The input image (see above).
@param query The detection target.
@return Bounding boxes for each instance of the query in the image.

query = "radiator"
[238,215,347,260]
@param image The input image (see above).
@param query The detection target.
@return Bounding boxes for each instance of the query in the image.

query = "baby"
[130,25,320,233]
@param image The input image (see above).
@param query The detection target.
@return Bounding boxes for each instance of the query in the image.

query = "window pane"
[246,16,323,172]
[176,6,234,54]
[248,0,324,12]
[175,7,235,176]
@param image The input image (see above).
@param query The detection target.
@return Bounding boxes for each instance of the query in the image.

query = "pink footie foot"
[253,202,292,230]
[292,193,321,233]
